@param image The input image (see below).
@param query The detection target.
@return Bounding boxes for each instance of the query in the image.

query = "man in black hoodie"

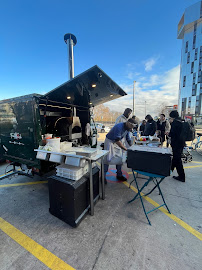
[144,115,157,136]
[169,110,185,182]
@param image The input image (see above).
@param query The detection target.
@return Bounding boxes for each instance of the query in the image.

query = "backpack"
[180,121,195,142]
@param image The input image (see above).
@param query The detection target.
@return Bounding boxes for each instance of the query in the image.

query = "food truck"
[0,34,128,226]
[0,65,126,175]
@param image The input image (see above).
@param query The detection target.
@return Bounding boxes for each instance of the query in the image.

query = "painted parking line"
[191,161,202,164]
[0,217,75,270]
[0,181,48,188]
[184,165,202,169]
[123,181,202,241]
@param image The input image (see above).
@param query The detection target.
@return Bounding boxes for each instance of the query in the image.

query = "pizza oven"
[54,116,82,141]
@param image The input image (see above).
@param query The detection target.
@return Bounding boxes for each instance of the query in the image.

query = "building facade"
[178,1,202,123]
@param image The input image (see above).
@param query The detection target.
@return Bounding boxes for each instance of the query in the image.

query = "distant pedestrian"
[131,115,138,132]
[157,114,170,145]
[144,115,157,136]
[139,120,146,135]
[169,110,185,182]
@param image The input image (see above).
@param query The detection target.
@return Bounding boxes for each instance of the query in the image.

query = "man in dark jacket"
[157,114,170,145]
[144,115,157,136]
[169,110,185,182]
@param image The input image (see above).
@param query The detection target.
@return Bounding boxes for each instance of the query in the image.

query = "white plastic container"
[75,147,97,158]
[56,164,89,180]
[49,151,76,164]
[45,133,53,138]
[49,153,64,163]
[36,151,49,160]
[46,138,60,151]
[65,156,86,167]
[60,141,73,152]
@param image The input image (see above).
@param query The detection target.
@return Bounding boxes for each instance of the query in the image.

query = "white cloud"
[144,57,159,71]
[104,65,180,119]
[126,72,141,80]
[142,74,161,88]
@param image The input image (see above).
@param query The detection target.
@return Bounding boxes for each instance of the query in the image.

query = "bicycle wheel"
[196,141,202,155]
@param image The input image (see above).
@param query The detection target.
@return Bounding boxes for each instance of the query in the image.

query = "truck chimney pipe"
[64,33,77,80]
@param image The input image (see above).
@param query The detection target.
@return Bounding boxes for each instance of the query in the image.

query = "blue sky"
[0,0,197,118]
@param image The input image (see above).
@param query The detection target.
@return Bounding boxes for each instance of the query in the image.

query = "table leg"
[101,157,105,200]
[89,161,94,216]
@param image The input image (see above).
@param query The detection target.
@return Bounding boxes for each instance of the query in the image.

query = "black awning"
[42,65,127,107]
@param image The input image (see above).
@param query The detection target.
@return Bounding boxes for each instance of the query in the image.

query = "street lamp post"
[145,101,146,116]
[133,81,136,116]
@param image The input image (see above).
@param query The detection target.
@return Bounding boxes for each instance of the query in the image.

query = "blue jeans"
[104,164,122,178]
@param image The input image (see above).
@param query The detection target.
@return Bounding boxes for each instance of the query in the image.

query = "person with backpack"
[169,110,185,182]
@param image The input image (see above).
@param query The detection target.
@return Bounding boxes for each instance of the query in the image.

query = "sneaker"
[117,175,127,182]
[173,176,185,182]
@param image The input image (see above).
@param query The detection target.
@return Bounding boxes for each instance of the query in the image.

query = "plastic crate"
[56,164,89,180]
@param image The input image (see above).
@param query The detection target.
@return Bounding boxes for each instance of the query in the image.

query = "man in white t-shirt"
[115,108,132,125]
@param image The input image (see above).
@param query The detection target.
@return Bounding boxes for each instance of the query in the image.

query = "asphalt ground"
[0,135,202,270]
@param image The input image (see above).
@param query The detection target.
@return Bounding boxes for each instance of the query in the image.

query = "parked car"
[96,123,111,133]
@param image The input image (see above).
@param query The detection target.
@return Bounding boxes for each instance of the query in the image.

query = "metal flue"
[64,33,77,80]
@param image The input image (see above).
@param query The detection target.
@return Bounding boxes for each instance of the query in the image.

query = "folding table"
[128,170,171,225]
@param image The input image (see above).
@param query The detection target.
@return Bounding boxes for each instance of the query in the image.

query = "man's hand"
[115,140,127,151]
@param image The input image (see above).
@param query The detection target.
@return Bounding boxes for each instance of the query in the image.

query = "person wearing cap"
[104,118,136,182]
[115,108,132,124]
[169,110,185,182]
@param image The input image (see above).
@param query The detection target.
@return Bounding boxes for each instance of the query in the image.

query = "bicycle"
[190,132,202,155]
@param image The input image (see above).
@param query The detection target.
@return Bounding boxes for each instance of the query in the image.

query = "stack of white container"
[56,163,89,181]
[55,148,98,181]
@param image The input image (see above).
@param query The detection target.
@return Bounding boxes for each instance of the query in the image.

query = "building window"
[192,84,196,96]
[187,52,190,63]
[191,62,194,73]
[194,23,197,35]
[200,83,202,94]
[185,41,188,53]
[195,48,198,60]
[198,71,202,83]
[181,98,187,117]
[193,35,196,50]
[183,76,186,87]
[200,46,202,58]
[193,72,196,83]
[199,62,202,72]
[195,95,201,115]
[188,97,191,113]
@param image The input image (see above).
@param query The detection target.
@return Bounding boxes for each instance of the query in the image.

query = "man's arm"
[115,140,127,151]
[126,132,132,146]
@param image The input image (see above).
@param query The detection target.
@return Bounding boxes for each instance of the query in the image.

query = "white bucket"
[46,138,61,151]
[45,133,53,139]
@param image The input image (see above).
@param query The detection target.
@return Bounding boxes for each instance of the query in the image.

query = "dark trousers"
[104,164,122,178]
[171,145,185,180]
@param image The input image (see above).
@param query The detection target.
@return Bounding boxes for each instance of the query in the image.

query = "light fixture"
[67,96,71,99]
[92,84,96,88]
[89,102,92,105]
[110,94,113,97]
